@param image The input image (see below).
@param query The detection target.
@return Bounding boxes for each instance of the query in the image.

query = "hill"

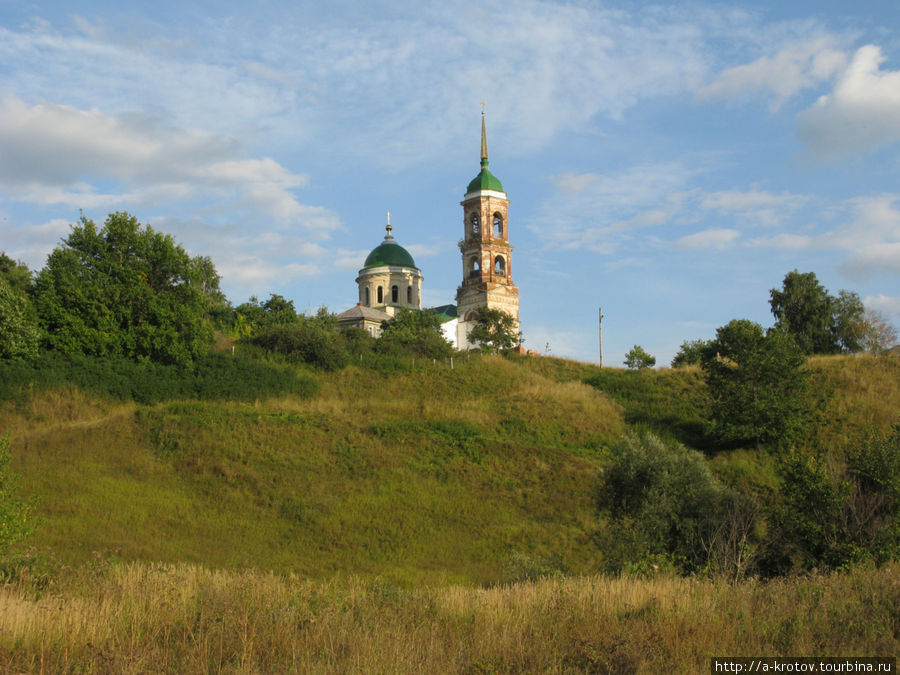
[3,352,898,585]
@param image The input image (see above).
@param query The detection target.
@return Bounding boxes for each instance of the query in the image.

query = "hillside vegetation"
[3,352,899,585]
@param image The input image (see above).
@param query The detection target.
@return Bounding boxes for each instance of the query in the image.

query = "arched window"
[391,285,399,303]
[377,286,383,304]
[465,311,478,322]
[470,212,480,238]
[365,287,370,306]
[468,257,480,278]
[493,212,503,237]
[406,286,412,304]
[494,256,506,275]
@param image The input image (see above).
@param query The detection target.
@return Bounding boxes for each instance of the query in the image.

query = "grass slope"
[2,353,898,586]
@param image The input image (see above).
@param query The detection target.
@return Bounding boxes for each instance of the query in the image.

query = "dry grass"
[1,561,897,673]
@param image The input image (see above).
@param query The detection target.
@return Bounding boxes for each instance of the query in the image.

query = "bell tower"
[455,113,520,349]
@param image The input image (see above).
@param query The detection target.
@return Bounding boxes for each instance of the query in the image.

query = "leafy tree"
[0,435,37,558]
[250,311,348,371]
[0,253,32,294]
[378,308,453,359]
[624,345,656,370]
[596,431,758,576]
[770,425,900,572]
[234,294,300,337]
[32,213,218,366]
[0,277,40,360]
[859,308,898,354]
[770,270,865,354]
[467,307,521,353]
[701,319,808,447]
[671,339,709,368]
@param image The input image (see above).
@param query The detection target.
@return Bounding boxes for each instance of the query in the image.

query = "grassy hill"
[3,352,898,586]
[2,352,899,671]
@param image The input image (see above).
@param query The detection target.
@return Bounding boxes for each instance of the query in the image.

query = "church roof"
[362,218,419,270]
[336,304,392,322]
[466,114,504,195]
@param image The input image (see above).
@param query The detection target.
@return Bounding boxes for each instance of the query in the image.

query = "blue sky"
[1,0,898,366]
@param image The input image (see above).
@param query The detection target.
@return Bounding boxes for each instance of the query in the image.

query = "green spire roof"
[363,216,419,269]
[466,113,504,194]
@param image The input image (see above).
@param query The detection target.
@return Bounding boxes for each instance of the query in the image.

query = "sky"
[1,0,899,367]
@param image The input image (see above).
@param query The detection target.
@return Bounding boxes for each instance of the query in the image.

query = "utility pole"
[598,306,604,367]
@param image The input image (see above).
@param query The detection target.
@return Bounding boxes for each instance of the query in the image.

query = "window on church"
[365,287,370,306]
[470,213,480,238]
[493,212,503,237]
[494,256,506,275]
[469,257,480,278]
[377,286,383,304]
[392,285,399,303]
[407,286,412,304]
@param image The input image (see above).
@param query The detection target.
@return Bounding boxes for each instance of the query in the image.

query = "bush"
[624,345,655,370]
[596,431,758,577]
[768,424,900,573]
[250,318,349,371]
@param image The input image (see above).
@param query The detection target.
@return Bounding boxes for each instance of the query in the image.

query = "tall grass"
[1,561,896,672]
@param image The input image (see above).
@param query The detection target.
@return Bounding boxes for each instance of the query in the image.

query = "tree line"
[0,212,521,369]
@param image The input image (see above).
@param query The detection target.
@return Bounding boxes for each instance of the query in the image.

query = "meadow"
[1,351,898,671]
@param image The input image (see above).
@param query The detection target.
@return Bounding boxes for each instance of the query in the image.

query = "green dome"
[363,239,418,269]
[466,164,504,194]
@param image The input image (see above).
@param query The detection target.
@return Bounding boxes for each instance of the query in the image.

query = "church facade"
[338,115,520,348]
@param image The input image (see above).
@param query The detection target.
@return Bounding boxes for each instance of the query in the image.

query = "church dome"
[466,165,504,194]
[363,239,417,269]
[362,219,419,270]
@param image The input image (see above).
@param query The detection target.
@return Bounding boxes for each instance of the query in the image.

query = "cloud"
[863,294,900,318]
[797,45,900,159]
[0,97,329,229]
[701,188,808,227]
[698,37,846,110]
[675,228,740,250]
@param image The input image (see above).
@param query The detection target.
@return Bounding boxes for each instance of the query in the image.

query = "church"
[337,115,520,350]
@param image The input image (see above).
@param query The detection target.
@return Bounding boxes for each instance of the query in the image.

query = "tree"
[467,307,521,353]
[769,270,865,354]
[596,431,758,576]
[771,425,900,572]
[859,308,898,354]
[671,339,709,368]
[378,308,453,359]
[0,277,40,360]
[0,435,37,558]
[251,309,348,371]
[32,212,218,366]
[234,294,300,337]
[624,345,655,370]
[0,253,32,294]
[701,319,808,447]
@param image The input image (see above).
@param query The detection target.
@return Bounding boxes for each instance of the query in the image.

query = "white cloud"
[701,188,807,227]
[0,97,329,228]
[675,228,740,250]
[797,45,900,159]
[864,294,900,318]
[698,37,846,110]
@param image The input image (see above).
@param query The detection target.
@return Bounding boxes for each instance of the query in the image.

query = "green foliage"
[377,308,453,359]
[468,307,521,353]
[250,312,349,370]
[596,431,757,576]
[32,212,219,366]
[0,277,40,360]
[770,270,865,355]
[771,425,900,572]
[0,351,317,404]
[702,319,809,447]
[671,339,709,368]
[233,294,299,337]
[0,252,32,294]
[624,345,655,370]
[0,435,37,557]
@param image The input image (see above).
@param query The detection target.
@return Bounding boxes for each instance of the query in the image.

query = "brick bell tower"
[456,113,520,349]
